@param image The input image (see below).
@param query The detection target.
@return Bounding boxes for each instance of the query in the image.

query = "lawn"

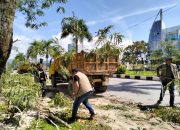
[125,70,157,76]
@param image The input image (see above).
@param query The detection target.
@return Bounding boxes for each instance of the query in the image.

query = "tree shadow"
[108,81,160,95]
[137,104,159,111]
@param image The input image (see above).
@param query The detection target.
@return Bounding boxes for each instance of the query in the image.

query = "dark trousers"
[159,81,175,105]
[40,81,46,97]
[71,91,94,119]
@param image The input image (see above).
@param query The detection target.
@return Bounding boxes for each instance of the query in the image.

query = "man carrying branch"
[156,57,179,107]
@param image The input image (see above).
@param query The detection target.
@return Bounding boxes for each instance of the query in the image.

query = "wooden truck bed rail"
[67,51,118,74]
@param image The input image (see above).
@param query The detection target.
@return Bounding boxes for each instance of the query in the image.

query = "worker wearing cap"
[156,58,179,107]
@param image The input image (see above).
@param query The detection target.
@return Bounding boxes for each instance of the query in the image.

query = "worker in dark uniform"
[156,58,179,107]
[34,63,47,97]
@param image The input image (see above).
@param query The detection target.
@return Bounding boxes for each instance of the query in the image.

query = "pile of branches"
[0,73,71,129]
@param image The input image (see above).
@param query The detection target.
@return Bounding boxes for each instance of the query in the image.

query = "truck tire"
[94,82,107,93]
[51,76,57,87]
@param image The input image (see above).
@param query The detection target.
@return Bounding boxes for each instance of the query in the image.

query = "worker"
[34,63,47,97]
[156,57,179,107]
[69,68,95,122]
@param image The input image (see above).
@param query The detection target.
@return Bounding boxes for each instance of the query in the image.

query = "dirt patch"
[1,91,180,130]
[78,93,180,130]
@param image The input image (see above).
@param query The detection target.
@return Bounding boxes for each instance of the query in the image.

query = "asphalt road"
[106,78,180,106]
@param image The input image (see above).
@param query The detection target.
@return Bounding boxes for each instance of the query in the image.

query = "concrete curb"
[112,74,160,81]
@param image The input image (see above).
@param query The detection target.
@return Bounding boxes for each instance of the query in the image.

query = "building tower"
[148,9,163,51]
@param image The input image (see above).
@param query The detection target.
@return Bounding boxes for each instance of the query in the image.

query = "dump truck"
[49,51,118,92]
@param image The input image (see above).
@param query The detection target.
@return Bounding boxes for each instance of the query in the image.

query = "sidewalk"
[112,74,160,81]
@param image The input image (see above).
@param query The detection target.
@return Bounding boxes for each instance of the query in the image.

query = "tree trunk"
[75,37,78,53]
[46,52,48,70]
[0,0,16,76]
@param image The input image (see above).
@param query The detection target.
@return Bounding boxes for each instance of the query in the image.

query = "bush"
[117,65,127,74]
[50,92,71,107]
[130,64,144,71]
[17,63,32,74]
[146,64,160,71]
[0,73,41,110]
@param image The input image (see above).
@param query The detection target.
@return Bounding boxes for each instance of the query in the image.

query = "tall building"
[148,9,164,51]
[68,44,73,52]
[148,9,180,51]
[148,20,163,50]
[163,25,180,49]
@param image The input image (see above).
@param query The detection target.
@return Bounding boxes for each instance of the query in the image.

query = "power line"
[163,2,180,12]
[121,1,180,33]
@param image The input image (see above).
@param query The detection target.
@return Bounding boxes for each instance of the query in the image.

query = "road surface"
[105,78,180,106]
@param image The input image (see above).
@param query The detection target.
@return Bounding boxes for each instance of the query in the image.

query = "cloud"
[111,3,176,23]
[10,34,34,59]
[121,39,133,49]
[52,33,96,52]
[87,3,177,26]
[52,33,73,51]
[52,32,134,52]
[13,14,46,40]
[86,21,98,26]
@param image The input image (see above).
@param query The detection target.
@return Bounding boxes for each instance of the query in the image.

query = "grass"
[125,70,157,76]
[99,104,128,111]
[0,103,8,112]
[139,105,180,124]
[27,119,111,130]
[0,103,8,122]
[153,106,180,124]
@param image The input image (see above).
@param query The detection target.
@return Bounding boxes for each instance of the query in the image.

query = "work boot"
[89,113,95,120]
[155,100,161,105]
[68,117,77,123]
[170,103,174,107]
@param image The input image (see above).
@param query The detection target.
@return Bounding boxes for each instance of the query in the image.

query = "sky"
[11,0,180,59]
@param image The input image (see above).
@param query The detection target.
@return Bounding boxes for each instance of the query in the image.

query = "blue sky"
[11,0,180,59]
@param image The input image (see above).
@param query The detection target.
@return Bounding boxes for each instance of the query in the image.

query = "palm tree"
[96,25,113,46]
[12,53,26,67]
[42,39,65,69]
[26,40,43,62]
[95,25,124,59]
[110,33,124,45]
[61,15,92,53]
[49,45,64,58]
[41,40,54,68]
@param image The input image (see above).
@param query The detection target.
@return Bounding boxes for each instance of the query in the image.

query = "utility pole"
[160,9,163,49]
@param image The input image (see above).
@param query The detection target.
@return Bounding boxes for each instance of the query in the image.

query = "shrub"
[146,64,160,71]
[50,92,71,107]
[0,73,41,110]
[17,63,32,74]
[130,64,144,71]
[117,65,127,74]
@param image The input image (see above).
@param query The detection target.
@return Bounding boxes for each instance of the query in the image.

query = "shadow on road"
[108,81,161,95]
[44,84,105,99]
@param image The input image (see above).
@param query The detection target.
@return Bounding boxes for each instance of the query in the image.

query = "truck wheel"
[51,76,57,87]
[94,82,107,93]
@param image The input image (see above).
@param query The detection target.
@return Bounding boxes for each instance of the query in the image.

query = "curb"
[111,74,160,81]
